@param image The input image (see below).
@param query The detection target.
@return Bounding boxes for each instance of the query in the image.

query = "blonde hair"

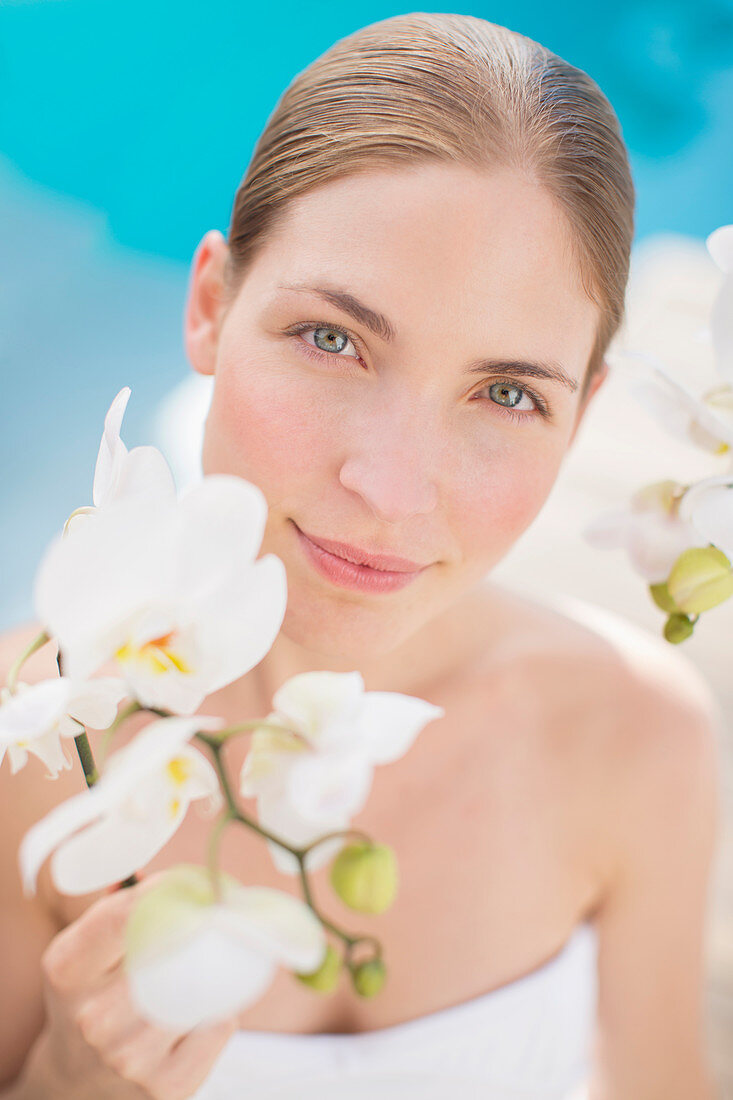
[223,12,635,404]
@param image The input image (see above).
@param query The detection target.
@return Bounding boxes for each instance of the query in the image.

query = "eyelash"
[284,320,550,423]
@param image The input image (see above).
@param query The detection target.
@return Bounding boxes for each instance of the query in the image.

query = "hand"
[32,872,238,1100]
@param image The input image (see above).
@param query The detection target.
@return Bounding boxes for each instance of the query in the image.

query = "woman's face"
[185,163,607,661]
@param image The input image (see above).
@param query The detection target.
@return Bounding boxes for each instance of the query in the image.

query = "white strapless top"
[191,919,599,1100]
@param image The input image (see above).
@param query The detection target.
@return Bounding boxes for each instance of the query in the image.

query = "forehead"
[249,163,599,367]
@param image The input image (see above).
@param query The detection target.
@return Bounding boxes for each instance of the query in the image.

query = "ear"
[567,358,610,448]
[184,230,231,377]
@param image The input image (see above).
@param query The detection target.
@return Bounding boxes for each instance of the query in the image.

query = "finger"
[151,1017,238,1099]
[105,1018,184,1086]
[42,873,163,991]
[76,972,180,1054]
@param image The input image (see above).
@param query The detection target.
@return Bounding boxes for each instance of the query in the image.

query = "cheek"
[451,445,562,563]
[202,359,333,490]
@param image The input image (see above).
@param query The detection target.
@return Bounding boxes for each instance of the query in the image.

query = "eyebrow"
[276,282,579,393]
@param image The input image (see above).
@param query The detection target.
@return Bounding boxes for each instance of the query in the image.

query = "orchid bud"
[294,943,342,993]
[666,546,733,614]
[351,957,386,998]
[664,612,695,645]
[330,842,398,914]
[649,581,678,613]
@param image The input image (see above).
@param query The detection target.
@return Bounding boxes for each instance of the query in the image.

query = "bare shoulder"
[489,585,723,744]
[477,587,723,901]
[521,599,724,1094]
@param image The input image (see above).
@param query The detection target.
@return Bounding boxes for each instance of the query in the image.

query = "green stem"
[205,719,311,747]
[191,733,382,960]
[57,645,138,889]
[300,828,373,855]
[6,630,51,693]
[73,731,100,787]
[207,812,232,901]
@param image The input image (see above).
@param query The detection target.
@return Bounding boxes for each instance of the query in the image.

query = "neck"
[211,579,511,725]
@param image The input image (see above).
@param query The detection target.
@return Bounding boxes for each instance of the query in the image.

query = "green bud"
[667,546,733,614]
[294,943,342,993]
[351,957,386,998]
[330,842,398,914]
[663,612,695,645]
[649,581,678,613]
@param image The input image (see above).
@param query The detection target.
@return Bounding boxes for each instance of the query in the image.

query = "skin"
[0,162,720,1098]
[187,163,608,708]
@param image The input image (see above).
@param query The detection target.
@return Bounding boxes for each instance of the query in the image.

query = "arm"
[587,669,724,1100]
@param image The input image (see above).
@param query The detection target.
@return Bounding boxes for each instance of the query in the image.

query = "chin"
[278,594,419,664]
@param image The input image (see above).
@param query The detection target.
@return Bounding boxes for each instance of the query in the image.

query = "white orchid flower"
[19,714,224,896]
[677,472,733,560]
[125,865,327,1030]
[240,671,445,875]
[608,348,733,456]
[0,675,129,779]
[582,479,704,583]
[707,224,733,382]
[34,474,288,715]
[64,386,177,537]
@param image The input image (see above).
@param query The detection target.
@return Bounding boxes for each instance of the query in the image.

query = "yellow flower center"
[166,755,192,786]
[115,631,191,675]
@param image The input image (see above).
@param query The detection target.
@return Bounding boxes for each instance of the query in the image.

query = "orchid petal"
[271,670,365,747]
[621,351,733,449]
[100,715,224,787]
[18,715,222,895]
[255,789,350,875]
[285,750,374,822]
[19,782,113,895]
[128,924,275,1030]
[65,677,129,730]
[171,475,269,601]
[189,553,288,701]
[34,495,176,682]
[678,475,733,556]
[627,511,701,582]
[10,731,73,779]
[710,276,733,383]
[124,866,325,1030]
[0,679,74,745]
[706,225,733,273]
[50,794,187,895]
[92,387,131,509]
[239,724,308,799]
[111,445,178,508]
[218,879,326,972]
[352,692,445,765]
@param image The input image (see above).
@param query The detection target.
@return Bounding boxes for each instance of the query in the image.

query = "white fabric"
[191,919,598,1099]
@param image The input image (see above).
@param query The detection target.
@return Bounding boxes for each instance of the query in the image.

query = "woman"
[0,12,722,1100]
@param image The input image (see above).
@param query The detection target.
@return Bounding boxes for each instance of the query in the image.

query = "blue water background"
[1,0,732,629]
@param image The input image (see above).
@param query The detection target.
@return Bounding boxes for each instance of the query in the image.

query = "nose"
[338,403,440,525]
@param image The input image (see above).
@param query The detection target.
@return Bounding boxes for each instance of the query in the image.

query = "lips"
[292,523,429,573]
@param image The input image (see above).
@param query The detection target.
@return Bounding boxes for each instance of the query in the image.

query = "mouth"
[291,523,430,572]
[290,521,430,594]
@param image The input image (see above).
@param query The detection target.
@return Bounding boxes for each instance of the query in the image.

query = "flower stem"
[6,630,51,693]
[191,733,383,961]
[207,812,232,901]
[72,731,100,787]
[56,645,138,889]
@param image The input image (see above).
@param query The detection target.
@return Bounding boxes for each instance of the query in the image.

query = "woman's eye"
[290,323,362,363]
[478,380,545,422]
